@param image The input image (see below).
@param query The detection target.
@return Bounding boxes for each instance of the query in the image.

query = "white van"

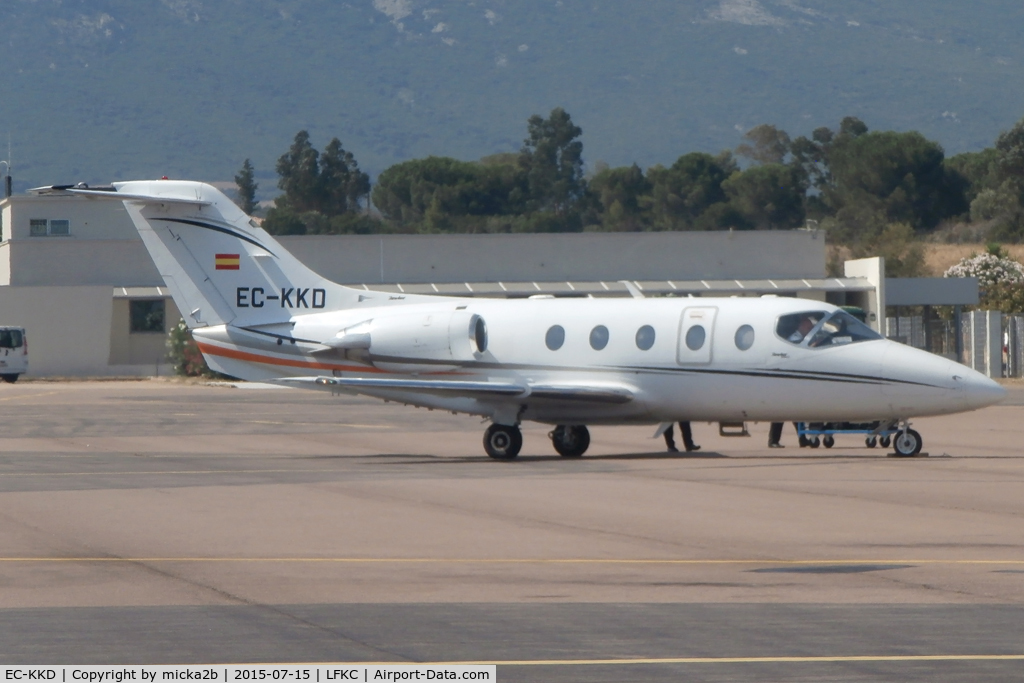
[0,327,28,383]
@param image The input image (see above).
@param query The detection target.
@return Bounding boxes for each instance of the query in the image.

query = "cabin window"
[635,325,656,351]
[734,324,755,351]
[777,310,881,348]
[807,310,882,347]
[545,325,565,351]
[684,325,706,351]
[590,325,609,350]
[130,299,166,334]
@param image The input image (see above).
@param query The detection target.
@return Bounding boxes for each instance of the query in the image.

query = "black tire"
[866,436,877,449]
[1,374,18,384]
[893,428,923,457]
[484,424,522,459]
[798,434,809,448]
[823,435,834,449]
[809,437,820,449]
[551,425,590,457]
[880,435,892,448]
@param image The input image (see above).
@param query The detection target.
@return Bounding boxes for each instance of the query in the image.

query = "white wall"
[282,230,829,285]
[0,286,113,376]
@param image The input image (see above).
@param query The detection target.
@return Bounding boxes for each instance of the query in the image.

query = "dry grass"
[923,244,1024,276]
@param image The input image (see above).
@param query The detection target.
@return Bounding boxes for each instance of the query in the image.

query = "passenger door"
[677,307,717,364]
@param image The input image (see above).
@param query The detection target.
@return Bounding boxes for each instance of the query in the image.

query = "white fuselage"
[193,294,1003,425]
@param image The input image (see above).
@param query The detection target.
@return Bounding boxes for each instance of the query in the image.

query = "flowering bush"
[167,318,222,377]
[944,251,1024,289]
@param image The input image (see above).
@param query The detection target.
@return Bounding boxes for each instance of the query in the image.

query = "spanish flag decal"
[215,253,240,270]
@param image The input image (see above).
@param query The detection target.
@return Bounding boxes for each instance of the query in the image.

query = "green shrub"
[166,319,228,378]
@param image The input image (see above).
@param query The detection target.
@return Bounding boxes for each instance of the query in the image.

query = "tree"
[234,159,258,215]
[996,115,1024,183]
[790,117,869,204]
[589,163,651,231]
[372,156,526,231]
[265,131,377,235]
[274,130,321,214]
[319,138,370,215]
[824,130,964,231]
[519,108,585,214]
[722,164,806,230]
[852,222,928,277]
[736,124,791,165]
[646,152,737,230]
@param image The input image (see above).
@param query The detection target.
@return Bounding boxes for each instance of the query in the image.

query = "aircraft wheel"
[866,436,877,448]
[1,374,18,384]
[484,424,522,459]
[880,435,892,448]
[551,425,590,457]
[823,435,835,449]
[809,437,821,449]
[893,429,923,457]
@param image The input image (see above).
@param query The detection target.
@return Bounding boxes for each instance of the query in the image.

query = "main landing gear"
[483,424,522,459]
[550,425,590,457]
[483,423,593,459]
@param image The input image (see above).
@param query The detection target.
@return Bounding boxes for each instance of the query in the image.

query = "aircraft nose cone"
[954,366,1007,410]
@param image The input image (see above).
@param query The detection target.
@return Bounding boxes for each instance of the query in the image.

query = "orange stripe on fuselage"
[197,342,385,373]
[196,342,465,377]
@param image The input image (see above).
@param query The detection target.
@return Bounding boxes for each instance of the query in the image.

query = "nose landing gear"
[892,423,923,457]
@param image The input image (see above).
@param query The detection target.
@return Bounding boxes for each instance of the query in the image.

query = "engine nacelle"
[327,311,487,372]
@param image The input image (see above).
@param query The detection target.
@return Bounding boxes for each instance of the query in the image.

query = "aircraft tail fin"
[37,180,362,329]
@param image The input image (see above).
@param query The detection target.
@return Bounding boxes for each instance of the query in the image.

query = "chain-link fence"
[886,310,1024,378]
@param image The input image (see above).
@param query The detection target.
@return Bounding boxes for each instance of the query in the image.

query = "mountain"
[2,0,1024,197]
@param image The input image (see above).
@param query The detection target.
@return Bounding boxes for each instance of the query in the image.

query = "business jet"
[33,180,1006,458]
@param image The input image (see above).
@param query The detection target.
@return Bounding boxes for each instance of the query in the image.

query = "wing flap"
[274,376,634,404]
[275,376,527,397]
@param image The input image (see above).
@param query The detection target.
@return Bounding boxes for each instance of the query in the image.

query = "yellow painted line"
[0,557,1021,565]
[444,654,1024,666]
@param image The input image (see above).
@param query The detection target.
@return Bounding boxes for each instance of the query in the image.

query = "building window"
[130,300,166,334]
[49,219,70,236]
[29,218,71,236]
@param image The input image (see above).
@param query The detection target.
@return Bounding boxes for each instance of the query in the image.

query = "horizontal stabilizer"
[29,185,212,206]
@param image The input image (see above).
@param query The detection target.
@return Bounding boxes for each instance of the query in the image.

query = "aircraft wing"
[274,376,633,404]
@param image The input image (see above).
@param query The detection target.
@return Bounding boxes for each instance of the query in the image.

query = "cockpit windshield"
[776,310,881,348]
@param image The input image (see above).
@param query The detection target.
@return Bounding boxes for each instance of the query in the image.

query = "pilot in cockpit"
[788,315,817,343]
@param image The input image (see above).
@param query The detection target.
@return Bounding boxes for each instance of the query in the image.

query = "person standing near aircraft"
[664,422,700,452]
[768,422,800,448]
